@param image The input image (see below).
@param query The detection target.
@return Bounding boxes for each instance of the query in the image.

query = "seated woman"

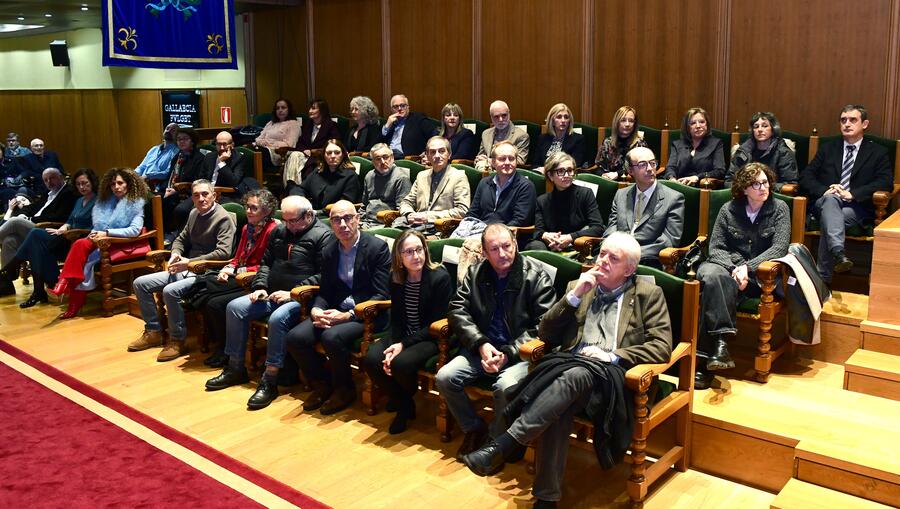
[437,103,477,162]
[530,103,586,170]
[283,98,342,187]
[664,107,725,186]
[525,152,604,252]
[161,129,204,234]
[725,112,798,192]
[193,189,278,367]
[1,168,98,307]
[254,98,301,171]
[593,105,647,180]
[291,139,361,210]
[346,96,381,153]
[694,162,790,389]
[362,229,452,434]
[49,168,149,319]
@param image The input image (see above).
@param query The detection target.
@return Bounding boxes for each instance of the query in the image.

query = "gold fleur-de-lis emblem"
[206,34,224,55]
[117,27,138,51]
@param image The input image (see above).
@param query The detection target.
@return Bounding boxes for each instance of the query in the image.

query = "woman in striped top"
[363,229,452,434]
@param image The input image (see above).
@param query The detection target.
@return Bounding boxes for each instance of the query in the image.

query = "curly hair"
[349,96,380,125]
[731,162,775,200]
[71,168,99,196]
[98,167,149,202]
[242,188,277,220]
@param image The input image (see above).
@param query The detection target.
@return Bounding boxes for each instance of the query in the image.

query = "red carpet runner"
[0,339,329,509]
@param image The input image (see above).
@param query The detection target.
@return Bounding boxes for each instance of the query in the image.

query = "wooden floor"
[0,284,774,509]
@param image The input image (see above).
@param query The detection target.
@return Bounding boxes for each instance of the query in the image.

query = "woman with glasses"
[525,152,604,252]
[193,189,279,367]
[593,105,648,180]
[694,163,790,389]
[531,103,587,171]
[289,139,361,210]
[362,229,452,434]
[725,112,798,192]
[664,107,726,186]
[437,103,477,161]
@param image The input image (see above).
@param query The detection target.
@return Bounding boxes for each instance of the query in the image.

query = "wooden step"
[794,439,900,507]
[861,320,900,356]
[797,291,866,365]
[771,478,893,509]
[844,349,900,402]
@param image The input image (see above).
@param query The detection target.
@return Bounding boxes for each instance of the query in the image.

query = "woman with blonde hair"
[594,105,647,180]
[663,107,726,186]
[531,103,586,169]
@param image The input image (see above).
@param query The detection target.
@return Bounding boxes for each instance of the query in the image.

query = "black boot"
[695,363,714,389]
[707,336,736,371]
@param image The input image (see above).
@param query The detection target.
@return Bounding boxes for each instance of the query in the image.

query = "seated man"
[799,104,893,282]
[380,94,437,158]
[361,143,411,228]
[286,200,391,415]
[474,101,530,168]
[2,138,64,202]
[205,196,332,409]
[453,141,536,238]
[161,129,205,237]
[394,136,470,229]
[127,179,236,362]
[605,146,684,268]
[462,232,673,508]
[4,132,30,158]
[435,223,555,458]
[134,123,179,188]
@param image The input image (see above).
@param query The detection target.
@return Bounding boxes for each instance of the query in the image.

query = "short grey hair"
[601,231,641,268]
[370,143,392,156]
[191,179,214,192]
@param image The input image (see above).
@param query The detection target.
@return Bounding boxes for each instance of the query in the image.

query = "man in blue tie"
[380,94,436,159]
[800,105,893,282]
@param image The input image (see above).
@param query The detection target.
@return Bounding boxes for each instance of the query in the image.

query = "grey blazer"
[476,126,530,165]
[605,183,685,262]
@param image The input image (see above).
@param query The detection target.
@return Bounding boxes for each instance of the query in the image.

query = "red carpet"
[0,339,329,509]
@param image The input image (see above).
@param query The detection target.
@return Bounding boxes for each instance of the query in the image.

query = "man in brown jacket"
[461,231,672,508]
[394,136,470,228]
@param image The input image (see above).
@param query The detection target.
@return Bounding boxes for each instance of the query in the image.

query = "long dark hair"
[316,139,354,173]
[271,98,295,123]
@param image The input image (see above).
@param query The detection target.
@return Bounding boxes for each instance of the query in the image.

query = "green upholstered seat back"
[367,227,403,253]
[710,128,732,167]
[864,134,897,169]
[708,189,733,235]
[452,163,486,196]
[222,202,248,256]
[253,112,273,127]
[427,237,465,285]
[515,168,546,196]
[636,265,686,341]
[573,123,599,165]
[522,250,585,299]
[574,172,621,223]
[639,125,662,159]
[462,118,489,140]
[782,130,810,172]
[514,120,541,151]
[659,179,701,246]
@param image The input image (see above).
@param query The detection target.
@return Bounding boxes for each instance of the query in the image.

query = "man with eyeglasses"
[395,136,471,230]
[361,143,411,228]
[285,200,391,415]
[4,138,64,202]
[799,104,893,281]
[205,195,332,409]
[474,100,530,168]
[380,94,437,159]
[605,146,684,268]
[201,131,252,202]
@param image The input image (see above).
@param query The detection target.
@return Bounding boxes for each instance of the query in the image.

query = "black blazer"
[16,151,64,195]
[663,136,726,181]
[345,123,381,153]
[389,265,453,347]
[168,149,206,186]
[27,183,78,224]
[799,137,893,207]
[297,119,341,152]
[316,232,391,312]
[296,166,362,210]
[447,128,478,161]
[381,112,436,156]
[534,184,604,241]
[201,150,250,193]
[530,132,587,167]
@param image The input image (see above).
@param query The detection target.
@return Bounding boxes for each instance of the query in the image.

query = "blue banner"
[102,0,237,69]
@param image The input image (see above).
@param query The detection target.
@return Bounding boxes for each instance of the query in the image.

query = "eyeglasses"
[246,204,262,212]
[750,180,770,190]
[553,168,576,177]
[391,104,409,111]
[330,214,357,224]
[630,160,659,171]
[401,246,424,257]
[283,213,307,224]
[372,153,393,161]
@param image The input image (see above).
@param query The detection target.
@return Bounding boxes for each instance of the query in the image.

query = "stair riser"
[795,459,900,507]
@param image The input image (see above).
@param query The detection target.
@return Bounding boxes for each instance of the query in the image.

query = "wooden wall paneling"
[46,92,86,174]
[0,92,25,142]
[889,0,900,138]
[312,0,383,117]
[388,0,474,119]
[253,6,309,115]
[80,90,125,172]
[594,0,721,131]
[480,0,584,123]
[727,1,893,137]
[203,89,249,129]
[113,90,163,170]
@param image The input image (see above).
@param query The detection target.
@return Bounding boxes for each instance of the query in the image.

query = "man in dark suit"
[201,131,252,202]
[800,104,894,281]
[461,232,672,508]
[3,138,64,201]
[285,200,391,415]
[380,94,437,158]
[605,146,684,268]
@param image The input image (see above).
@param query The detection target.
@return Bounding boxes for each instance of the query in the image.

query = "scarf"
[92,196,146,232]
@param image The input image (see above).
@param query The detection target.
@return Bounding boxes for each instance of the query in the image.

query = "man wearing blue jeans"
[205,196,331,409]
[127,180,235,362]
[435,223,555,459]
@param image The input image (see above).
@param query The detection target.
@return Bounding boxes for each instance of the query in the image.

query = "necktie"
[632,192,645,233]
[840,145,855,191]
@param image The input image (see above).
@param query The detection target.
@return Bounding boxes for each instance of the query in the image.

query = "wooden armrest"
[659,236,707,274]
[173,182,191,193]
[779,183,798,196]
[377,209,401,226]
[434,217,461,238]
[510,225,535,238]
[290,285,321,305]
[94,231,157,249]
[519,338,546,362]
[451,159,475,166]
[578,165,598,174]
[348,151,365,157]
[625,341,692,392]
[573,236,603,262]
[187,259,232,274]
[429,318,452,371]
[699,178,723,189]
[213,186,236,196]
[873,185,900,225]
[145,249,171,264]
[235,271,257,288]
[354,300,392,321]
[35,222,63,229]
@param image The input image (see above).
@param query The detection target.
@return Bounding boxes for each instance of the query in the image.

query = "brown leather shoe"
[156,341,186,362]
[302,382,333,412]
[319,388,356,415]
[127,330,164,352]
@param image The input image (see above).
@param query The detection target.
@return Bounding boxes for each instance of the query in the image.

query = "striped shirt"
[404,280,422,335]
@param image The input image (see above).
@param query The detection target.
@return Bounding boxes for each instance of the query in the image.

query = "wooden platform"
[844,349,900,402]
[771,479,893,509]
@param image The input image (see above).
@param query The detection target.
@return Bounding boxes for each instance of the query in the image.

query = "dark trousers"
[813,193,871,280]
[18,228,70,285]
[696,261,761,358]
[286,318,365,391]
[362,339,438,402]
[203,286,246,347]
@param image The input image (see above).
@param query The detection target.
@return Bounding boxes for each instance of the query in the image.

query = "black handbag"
[674,239,705,279]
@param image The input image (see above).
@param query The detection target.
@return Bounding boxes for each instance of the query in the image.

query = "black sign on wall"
[161,90,201,129]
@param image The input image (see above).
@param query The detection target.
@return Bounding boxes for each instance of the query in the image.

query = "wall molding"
[472,0,483,118]
[580,0,595,125]
[884,0,900,137]
[713,0,732,130]
[381,0,391,108]
[305,0,315,100]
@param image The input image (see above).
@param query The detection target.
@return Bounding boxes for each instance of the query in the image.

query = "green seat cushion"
[737,298,760,314]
